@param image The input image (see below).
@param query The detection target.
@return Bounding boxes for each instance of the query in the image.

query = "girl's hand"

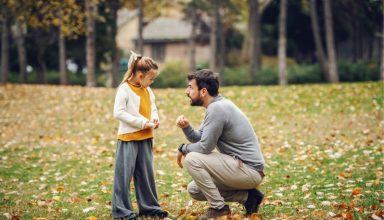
[144,121,155,129]
[151,118,160,129]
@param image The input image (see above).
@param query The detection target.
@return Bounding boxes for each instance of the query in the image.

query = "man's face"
[186,79,203,106]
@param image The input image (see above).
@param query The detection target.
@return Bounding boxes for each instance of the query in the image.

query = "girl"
[112,51,168,220]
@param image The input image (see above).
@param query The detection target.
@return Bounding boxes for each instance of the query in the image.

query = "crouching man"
[176,69,265,219]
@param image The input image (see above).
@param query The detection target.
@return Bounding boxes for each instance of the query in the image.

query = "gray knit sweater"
[181,95,265,171]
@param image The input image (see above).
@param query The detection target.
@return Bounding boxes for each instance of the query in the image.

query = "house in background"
[138,17,210,64]
[116,9,210,66]
[116,8,139,56]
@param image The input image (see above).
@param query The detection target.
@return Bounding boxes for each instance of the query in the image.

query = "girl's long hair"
[120,51,159,84]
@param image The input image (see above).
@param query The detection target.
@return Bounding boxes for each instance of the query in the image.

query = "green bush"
[223,66,253,86]
[7,71,87,85]
[223,66,278,86]
[224,64,324,86]
[338,60,380,82]
[255,66,278,85]
[287,64,323,84]
[196,61,209,70]
[153,60,188,88]
[4,60,380,87]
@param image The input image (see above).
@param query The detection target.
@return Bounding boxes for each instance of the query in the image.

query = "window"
[151,43,165,62]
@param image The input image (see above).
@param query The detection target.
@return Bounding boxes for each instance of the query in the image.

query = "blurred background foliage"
[0,0,382,87]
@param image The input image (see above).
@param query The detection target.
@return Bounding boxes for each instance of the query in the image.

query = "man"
[176,69,265,219]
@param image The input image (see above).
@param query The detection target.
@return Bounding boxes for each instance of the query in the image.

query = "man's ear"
[201,88,208,97]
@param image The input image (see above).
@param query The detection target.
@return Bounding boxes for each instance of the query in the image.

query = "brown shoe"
[198,205,231,219]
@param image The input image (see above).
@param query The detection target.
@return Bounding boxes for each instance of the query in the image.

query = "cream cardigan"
[113,83,159,135]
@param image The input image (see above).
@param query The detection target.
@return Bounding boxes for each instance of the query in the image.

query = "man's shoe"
[113,216,136,220]
[244,188,264,215]
[198,204,231,219]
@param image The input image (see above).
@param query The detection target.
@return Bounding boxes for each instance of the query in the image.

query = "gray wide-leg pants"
[185,152,263,209]
[112,139,162,219]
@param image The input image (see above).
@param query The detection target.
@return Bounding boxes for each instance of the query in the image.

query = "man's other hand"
[176,150,184,168]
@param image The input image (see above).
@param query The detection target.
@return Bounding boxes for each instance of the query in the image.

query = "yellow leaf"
[250,213,262,220]
[52,18,61,26]
[350,187,362,197]
[56,185,65,192]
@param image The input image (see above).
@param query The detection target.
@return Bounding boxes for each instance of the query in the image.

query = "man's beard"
[189,94,203,106]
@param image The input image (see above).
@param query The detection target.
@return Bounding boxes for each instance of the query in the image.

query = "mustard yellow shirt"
[118,82,153,141]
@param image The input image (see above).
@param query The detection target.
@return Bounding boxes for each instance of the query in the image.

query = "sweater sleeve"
[182,125,202,143]
[182,105,225,154]
[148,87,159,121]
[113,85,148,129]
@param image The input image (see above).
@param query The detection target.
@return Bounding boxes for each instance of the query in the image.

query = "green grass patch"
[0,82,382,219]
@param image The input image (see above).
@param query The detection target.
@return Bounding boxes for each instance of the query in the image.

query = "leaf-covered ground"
[0,82,383,220]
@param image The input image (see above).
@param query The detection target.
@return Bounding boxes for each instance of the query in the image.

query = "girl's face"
[138,69,157,88]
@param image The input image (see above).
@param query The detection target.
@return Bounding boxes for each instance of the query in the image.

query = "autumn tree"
[85,0,97,87]
[0,2,10,84]
[323,0,338,83]
[15,20,27,83]
[47,1,85,85]
[240,0,271,81]
[310,0,329,81]
[382,14,384,80]
[5,1,33,83]
[137,0,144,54]
[5,0,84,84]
[310,0,338,83]
[278,0,288,85]
[182,0,205,73]
[207,0,240,84]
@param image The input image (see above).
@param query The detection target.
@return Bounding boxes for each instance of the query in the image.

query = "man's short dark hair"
[187,69,219,96]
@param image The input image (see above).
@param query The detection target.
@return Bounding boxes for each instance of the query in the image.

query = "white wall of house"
[116,17,138,56]
[142,42,210,65]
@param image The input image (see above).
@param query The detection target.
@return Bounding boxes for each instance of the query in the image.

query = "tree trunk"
[59,30,68,85]
[242,0,272,64]
[310,0,329,81]
[32,28,54,84]
[209,5,218,73]
[15,20,27,83]
[137,0,144,54]
[111,0,119,87]
[85,0,96,87]
[188,7,197,73]
[1,16,9,84]
[249,0,262,79]
[36,49,47,84]
[278,0,288,86]
[381,13,384,81]
[112,50,121,87]
[352,19,357,62]
[323,0,338,83]
[217,7,225,83]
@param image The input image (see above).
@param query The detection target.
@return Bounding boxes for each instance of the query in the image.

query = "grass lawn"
[0,82,383,219]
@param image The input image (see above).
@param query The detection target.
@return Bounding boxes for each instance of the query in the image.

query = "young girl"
[112,51,168,220]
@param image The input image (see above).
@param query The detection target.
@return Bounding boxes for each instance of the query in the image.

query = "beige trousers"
[184,152,263,209]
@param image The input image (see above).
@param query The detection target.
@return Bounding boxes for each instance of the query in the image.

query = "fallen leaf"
[82,207,96,213]
[250,213,262,220]
[350,188,362,197]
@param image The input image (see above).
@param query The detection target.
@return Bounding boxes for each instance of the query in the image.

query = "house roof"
[142,17,192,41]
